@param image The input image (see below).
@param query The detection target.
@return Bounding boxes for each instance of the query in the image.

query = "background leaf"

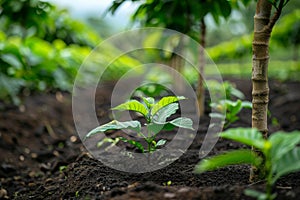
[269,131,300,162]
[273,148,300,183]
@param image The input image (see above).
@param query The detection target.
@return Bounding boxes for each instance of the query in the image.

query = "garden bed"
[1,78,300,200]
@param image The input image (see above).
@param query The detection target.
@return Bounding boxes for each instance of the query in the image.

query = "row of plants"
[86,77,299,199]
[0,0,96,104]
[182,61,300,84]
[0,31,90,104]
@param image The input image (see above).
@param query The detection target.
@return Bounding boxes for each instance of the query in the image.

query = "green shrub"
[195,128,300,200]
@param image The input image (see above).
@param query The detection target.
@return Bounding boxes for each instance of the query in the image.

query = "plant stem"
[252,0,272,140]
[251,0,285,182]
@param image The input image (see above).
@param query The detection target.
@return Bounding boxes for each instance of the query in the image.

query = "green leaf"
[1,54,23,69]
[269,131,300,162]
[148,117,194,134]
[142,97,155,109]
[151,96,185,115]
[241,101,252,109]
[97,137,120,148]
[273,147,300,183]
[209,113,225,119]
[195,149,262,173]
[112,100,148,117]
[147,123,165,134]
[86,120,141,138]
[229,86,245,99]
[169,117,194,130]
[156,139,167,147]
[119,137,144,153]
[220,128,266,150]
[219,0,232,19]
[152,103,179,123]
[244,189,276,200]
[226,100,243,116]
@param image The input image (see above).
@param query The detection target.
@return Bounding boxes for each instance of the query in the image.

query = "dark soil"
[1,78,300,200]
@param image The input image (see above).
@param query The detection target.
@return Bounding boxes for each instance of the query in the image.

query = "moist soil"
[1,78,300,200]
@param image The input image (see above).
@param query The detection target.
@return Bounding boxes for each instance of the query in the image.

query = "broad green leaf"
[152,103,179,123]
[156,139,167,147]
[112,100,148,117]
[147,121,176,135]
[195,149,262,173]
[119,137,144,153]
[151,96,185,115]
[147,117,194,134]
[86,120,141,138]
[147,123,165,134]
[218,0,232,19]
[169,117,194,130]
[272,148,300,184]
[269,131,300,162]
[220,128,266,150]
[225,100,243,116]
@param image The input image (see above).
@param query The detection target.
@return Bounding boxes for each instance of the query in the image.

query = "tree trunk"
[170,35,184,92]
[250,0,286,182]
[196,18,206,116]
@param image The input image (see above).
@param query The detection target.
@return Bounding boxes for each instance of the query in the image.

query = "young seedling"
[207,80,251,128]
[85,96,194,153]
[210,99,252,128]
[195,128,300,200]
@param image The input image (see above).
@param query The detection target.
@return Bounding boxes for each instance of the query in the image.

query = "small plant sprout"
[207,80,252,128]
[210,99,252,128]
[163,180,172,186]
[195,128,300,200]
[85,96,194,153]
[75,191,79,198]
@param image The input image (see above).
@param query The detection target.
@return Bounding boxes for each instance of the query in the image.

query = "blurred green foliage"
[0,0,99,104]
[0,32,92,104]
[108,0,251,41]
[0,0,139,105]
[207,8,300,63]
[272,9,300,59]
[0,0,100,46]
[207,34,252,62]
